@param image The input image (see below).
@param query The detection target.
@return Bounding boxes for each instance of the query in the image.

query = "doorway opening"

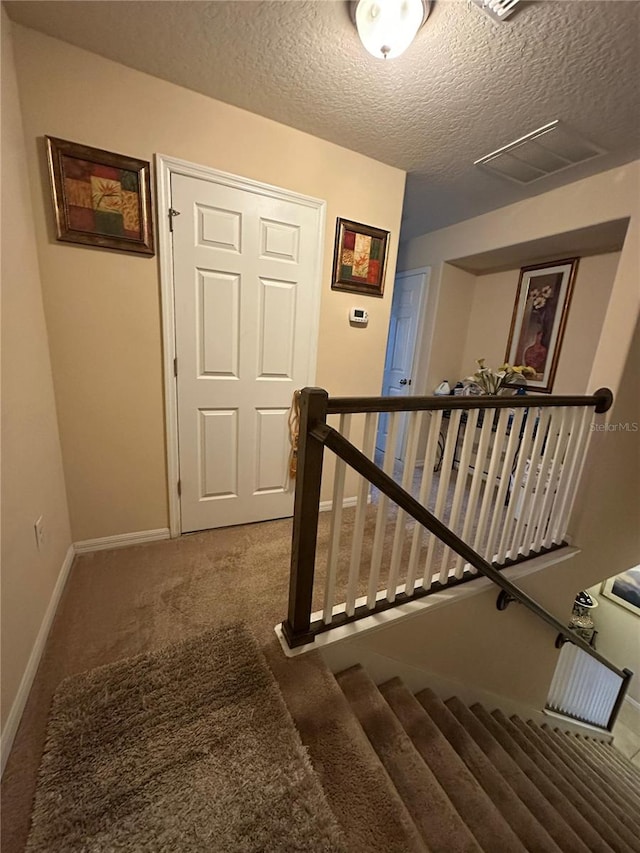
[376,267,430,468]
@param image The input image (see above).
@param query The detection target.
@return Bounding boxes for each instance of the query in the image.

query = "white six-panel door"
[170,171,323,532]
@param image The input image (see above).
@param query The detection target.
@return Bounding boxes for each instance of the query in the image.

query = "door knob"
[399,378,411,386]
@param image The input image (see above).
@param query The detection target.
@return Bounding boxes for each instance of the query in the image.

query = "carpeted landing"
[26,624,345,853]
[25,625,640,852]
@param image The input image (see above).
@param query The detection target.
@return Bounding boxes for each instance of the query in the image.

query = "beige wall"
[460,252,621,394]
[424,264,474,393]
[11,24,406,541]
[1,14,72,734]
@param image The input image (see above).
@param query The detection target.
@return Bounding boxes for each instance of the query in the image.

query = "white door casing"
[377,269,429,459]
[157,157,324,534]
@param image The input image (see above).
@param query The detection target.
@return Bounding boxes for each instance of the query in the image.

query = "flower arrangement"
[530,285,553,311]
[467,358,536,395]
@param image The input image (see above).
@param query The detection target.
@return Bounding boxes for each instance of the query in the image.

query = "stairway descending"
[332,665,640,853]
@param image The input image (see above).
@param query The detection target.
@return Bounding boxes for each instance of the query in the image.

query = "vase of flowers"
[467,358,536,395]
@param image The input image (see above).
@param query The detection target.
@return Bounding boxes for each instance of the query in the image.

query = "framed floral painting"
[46,136,154,255]
[331,218,389,297]
[505,258,579,393]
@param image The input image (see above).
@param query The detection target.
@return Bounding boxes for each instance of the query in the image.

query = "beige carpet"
[1,474,501,853]
[25,624,345,853]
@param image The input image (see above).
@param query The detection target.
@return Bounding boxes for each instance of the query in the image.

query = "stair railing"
[281,386,633,731]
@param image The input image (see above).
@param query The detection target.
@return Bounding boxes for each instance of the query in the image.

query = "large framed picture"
[505,258,579,393]
[601,567,640,617]
[331,218,389,297]
[46,136,154,255]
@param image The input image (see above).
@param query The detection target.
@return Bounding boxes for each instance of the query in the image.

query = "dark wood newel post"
[281,387,328,648]
[607,668,634,731]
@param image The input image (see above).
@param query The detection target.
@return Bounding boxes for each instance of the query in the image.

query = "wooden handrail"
[310,420,629,682]
[326,388,613,415]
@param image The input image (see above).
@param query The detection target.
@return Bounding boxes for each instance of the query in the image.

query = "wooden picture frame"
[504,258,579,393]
[46,136,154,255]
[601,567,640,617]
[331,218,389,297]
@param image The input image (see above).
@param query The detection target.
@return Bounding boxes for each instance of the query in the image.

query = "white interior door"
[171,171,323,532]
[377,269,428,459]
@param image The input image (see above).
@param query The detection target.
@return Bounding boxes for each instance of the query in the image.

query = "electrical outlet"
[34,516,45,550]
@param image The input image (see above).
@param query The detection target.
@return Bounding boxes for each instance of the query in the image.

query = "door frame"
[156,154,326,537]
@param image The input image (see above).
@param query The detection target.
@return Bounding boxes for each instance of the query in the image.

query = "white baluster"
[496,410,538,564]
[454,407,495,578]
[422,409,462,588]
[553,408,595,544]
[471,408,511,570]
[484,409,526,564]
[345,412,377,617]
[438,409,479,583]
[519,408,564,553]
[531,408,571,552]
[405,410,443,594]
[507,408,552,560]
[323,414,352,623]
[542,407,580,548]
[367,412,400,609]
[387,411,423,602]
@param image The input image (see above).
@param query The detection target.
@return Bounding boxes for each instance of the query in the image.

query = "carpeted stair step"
[416,688,561,852]
[588,737,640,787]
[337,666,482,853]
[491,709,633,853]
[543,726,640,819]
[521,719,640,845]
[597,739,640,781]
[551,729,640,811]
[470,703,612,853]
[445,697,589,853]
[379,678,526,853]
[267,650,428,853]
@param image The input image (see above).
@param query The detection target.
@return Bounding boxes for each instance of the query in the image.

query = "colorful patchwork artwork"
[62,156,142,239]
[339,229,383,284]
[332,218,389,296]
[46,137,154,255]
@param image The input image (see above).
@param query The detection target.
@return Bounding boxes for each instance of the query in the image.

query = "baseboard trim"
[625,695,640,713]
[1,544,75,776]
[74,528,171,554]
[319,496,371,513]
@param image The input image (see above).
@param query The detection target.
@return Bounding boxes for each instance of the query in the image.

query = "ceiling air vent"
[471,0,521,22]
[474,120,605,185]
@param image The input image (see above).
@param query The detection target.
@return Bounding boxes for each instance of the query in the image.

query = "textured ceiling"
[5,0,640,239]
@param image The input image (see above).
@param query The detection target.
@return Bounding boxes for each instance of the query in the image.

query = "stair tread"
[544,726,640,820]
[337,666,481,853]
[379,678,527,853]
[522,719,640,844]
[493,709,633,853]
[470,703,612,853]
[268,649,428,853]
[445,696,590,853]
[416,688,563,853]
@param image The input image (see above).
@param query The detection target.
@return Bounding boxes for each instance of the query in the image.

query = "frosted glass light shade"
[355,0,426,59]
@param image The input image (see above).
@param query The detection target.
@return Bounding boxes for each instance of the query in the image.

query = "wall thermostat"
[349,307,368,326]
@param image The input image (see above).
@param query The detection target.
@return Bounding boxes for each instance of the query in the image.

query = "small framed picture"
[504,258,579,393]
[46,136,154,255]
[601,567,640,617]
[331,218,389,297]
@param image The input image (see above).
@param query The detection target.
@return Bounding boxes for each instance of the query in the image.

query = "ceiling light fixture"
[351,0,432,60]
